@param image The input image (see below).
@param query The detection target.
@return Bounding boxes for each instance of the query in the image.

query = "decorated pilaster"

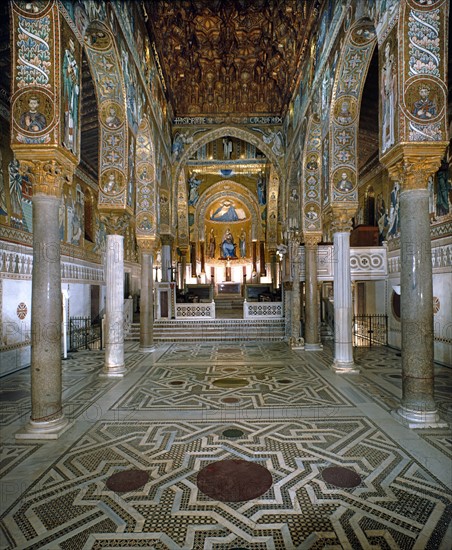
[137,238,157,352]
[383,146,448,428]
[331,207,359,373]
[304,233,322,351]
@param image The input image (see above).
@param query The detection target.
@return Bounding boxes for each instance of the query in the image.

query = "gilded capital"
[382,142,448,191]
[18,158,73,198]
[137,237,158,253]
[304,232,322,248]
[100,212,130,236]
[331,206,356,233]
[160,234,174,246]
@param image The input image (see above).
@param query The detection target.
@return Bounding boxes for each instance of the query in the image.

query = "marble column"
[102,234,126,377]
[161,235,173,282]
[252,241,257,274]
[388,155,447,428]
[259,241,266,276]
[179,246,187,289]
[332,210,359,373]
[190,241,197,278]
[138,240,155,352]
[304,234,322,351]
[16,160,72,440]
[200,241,205,273]
[269,249,277,290]
[290,237,303,348]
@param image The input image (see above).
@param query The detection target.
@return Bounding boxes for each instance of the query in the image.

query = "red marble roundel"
[197,459,272,502]
[321,466,361,488]
[106,469,149,492]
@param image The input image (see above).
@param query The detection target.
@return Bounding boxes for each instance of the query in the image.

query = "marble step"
[126,320,285,341]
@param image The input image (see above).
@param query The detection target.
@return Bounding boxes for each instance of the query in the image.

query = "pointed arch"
[173,125,282,250]
[135,116,157,238]
[194,181,261,243]
[83,21,129,211]
[174,126,283,184]
[329,19,377,206]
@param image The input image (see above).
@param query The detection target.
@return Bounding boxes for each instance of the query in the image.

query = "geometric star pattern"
[1,342,451,549]
[1,418,451,549]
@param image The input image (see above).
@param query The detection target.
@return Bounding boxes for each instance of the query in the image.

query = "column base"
[16,415,72,441]
[331,360,360,374]
[391,407,448,429]
[100,364,127,378]
[289,337,305,350]
[305,342,323,351]
[139,345,156,353]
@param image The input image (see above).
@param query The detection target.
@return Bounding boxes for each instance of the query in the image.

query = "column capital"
[303,232,322,248]
[331,206,356,233]
[381,142,449,191]
[160,234,174,246]
[16,152,75,198]
[100,212,130,236]
[137,237,158,253]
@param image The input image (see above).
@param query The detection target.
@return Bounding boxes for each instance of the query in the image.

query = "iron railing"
[353,314,387,347]
[69,317,102,351]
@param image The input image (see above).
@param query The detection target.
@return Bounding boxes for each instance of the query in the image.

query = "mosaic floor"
[0,342,451,549]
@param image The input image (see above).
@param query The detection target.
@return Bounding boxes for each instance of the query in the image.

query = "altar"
[216,282,241,295]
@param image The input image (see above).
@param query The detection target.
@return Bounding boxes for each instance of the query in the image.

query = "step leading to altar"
[127,319,286,342]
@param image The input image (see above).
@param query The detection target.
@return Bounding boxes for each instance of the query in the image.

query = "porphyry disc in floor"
[222,428,245,438]
[212,377,248,388]
[321,466,362,488]
[197,459,272,502]
[106,469,149,492]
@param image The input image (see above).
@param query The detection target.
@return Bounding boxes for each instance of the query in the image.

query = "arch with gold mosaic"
[135,117,157,240]
[83,21,129,213]
[174,126,283,251]
[302,114,322,234]
[194,180,262,244]
[328,18,377,205]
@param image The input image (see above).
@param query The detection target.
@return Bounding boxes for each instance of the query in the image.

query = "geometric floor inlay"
[1,418,451,549]
[112,356,353,411]
[1,342,451,549]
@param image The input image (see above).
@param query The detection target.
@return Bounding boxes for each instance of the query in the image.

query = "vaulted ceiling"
[145,0,319,118]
